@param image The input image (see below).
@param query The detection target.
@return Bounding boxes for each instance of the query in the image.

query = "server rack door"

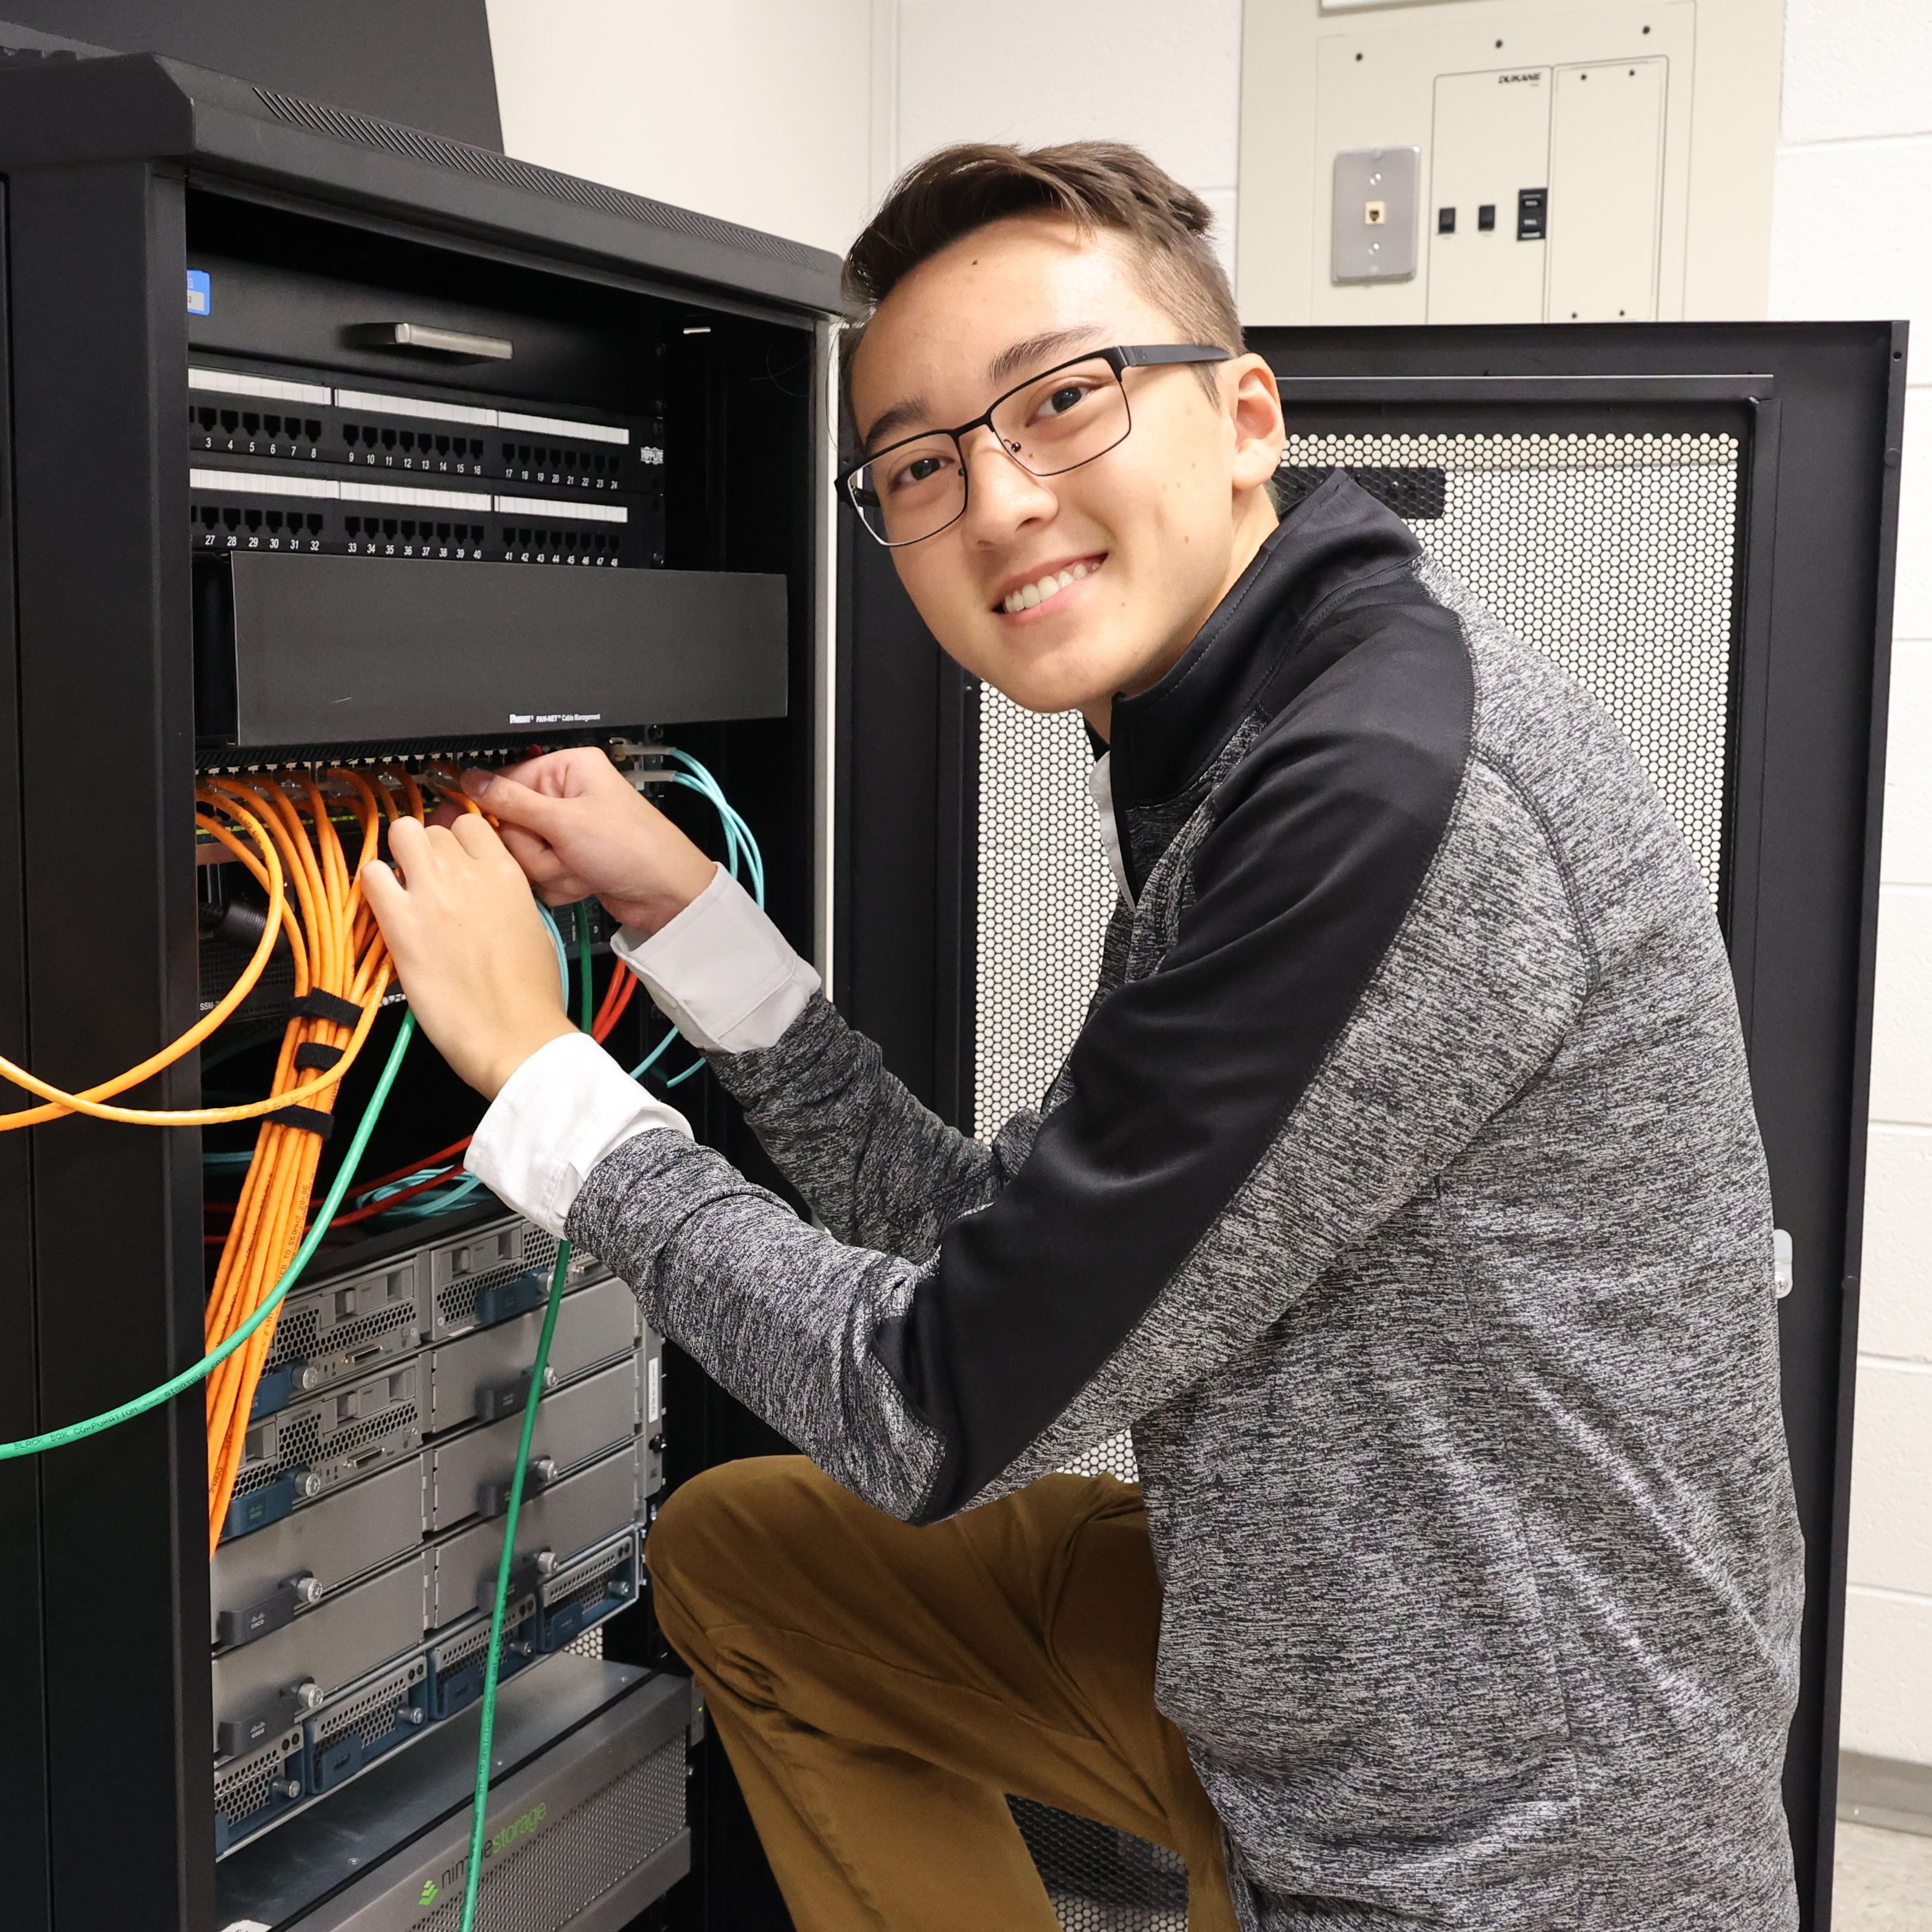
[840,321,1902,1932]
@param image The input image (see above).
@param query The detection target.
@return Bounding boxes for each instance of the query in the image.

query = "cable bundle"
[198,769,461,1551]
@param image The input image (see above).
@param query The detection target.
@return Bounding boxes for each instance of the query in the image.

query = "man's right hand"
[457,749,718,936]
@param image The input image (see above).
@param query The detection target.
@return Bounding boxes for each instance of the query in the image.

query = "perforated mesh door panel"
[1008,1800,1188,1931]
[1280,433,1742,899]
[973,695,1117,1142]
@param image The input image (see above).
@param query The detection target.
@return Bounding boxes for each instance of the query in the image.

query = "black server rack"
[843,326,1904,1932]
[0,47,839,1932]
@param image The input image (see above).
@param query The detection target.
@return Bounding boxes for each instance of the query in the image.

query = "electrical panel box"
[1237,0,1786,326]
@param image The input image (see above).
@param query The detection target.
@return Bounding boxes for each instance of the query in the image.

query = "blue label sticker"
[186,268,211,316]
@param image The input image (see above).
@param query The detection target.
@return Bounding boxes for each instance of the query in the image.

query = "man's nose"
[958,425,1056,541]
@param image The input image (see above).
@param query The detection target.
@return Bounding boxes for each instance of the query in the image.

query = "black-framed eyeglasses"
[839,343,1229,548]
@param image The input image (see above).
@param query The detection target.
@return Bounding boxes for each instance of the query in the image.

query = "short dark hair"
[842,141,1241,384]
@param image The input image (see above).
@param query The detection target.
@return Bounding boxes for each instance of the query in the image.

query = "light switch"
[1331,147,1419,282]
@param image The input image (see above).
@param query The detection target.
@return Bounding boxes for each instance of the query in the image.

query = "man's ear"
[1228,354,1285,495]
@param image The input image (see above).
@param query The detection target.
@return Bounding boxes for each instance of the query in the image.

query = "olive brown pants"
[646,1454,1238,1932]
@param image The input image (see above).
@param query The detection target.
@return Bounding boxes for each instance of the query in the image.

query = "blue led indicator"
[186,269,211,317]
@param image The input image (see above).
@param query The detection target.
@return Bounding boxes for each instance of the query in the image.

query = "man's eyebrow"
[859,325,1109,454]
[860,392,931,454]
[987,325,1107,387]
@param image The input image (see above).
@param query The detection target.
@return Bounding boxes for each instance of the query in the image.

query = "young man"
[365,144,1803,1931]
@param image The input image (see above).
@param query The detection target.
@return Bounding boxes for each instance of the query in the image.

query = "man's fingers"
[448,811,513,865]
[487,747,614,797]
[496,820,566,878]
[361,856,401,913]
[461,767,573,833]
[386,815,432,879]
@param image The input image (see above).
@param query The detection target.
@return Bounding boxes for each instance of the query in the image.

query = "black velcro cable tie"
[293,1042,344,1072]
[267,1106,335,1140]
[290,991,364,1028]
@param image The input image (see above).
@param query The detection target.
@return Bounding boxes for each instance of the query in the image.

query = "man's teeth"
[1003,560,1097,615]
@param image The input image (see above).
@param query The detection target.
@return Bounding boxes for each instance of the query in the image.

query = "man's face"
[846,216,1285,731]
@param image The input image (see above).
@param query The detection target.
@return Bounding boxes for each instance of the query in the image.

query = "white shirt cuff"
[466,1030,690,1238]
[612,864,821,1054]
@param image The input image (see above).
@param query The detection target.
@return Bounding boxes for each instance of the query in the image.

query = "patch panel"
[188,468,647,565]
[190,363,662,496]
[190,400,327,463]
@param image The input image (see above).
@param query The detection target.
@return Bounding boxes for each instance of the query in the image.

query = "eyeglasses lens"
[851,356,1129,547]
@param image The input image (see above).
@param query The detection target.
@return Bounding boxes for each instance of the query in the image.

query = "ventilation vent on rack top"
[252,88,828,272]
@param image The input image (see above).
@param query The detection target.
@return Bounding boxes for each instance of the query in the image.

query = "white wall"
[887,0,1244,282]
[1770,0,1932,1768]
[487,1,1244,280]
[484,0,877,258]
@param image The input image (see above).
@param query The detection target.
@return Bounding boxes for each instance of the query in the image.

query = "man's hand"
[454,749,715,936]
[363,815,576,1100]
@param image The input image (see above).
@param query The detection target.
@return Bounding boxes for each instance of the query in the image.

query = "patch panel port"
[201,507,220,529]
[222,507,241,530]
[469,438,484,456]
[264,510,284,533]
[220,410,238,432]
[305,514,323,535]
[399,431,415,451]
[243,509,262,532]
[435,435,450,455]
[198,407,218,430]
[399,520,417,540]
[436,522,451,541]
[263,414,282,437]
[381,518,397,538]
[344,516,362,537]
[380,428,396,450]
[241,412,260,435]
[304,418,321,440]
[343,424,361,445]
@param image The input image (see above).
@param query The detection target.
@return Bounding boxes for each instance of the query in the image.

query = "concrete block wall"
[1773,0,1932,1770]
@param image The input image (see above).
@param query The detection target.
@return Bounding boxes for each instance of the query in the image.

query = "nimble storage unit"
[0,41,1902,1932]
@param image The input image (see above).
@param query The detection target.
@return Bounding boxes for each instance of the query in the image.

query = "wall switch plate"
[1332,147,1419,281]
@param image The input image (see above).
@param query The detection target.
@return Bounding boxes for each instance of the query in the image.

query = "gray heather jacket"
[573,474,1805,1928]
